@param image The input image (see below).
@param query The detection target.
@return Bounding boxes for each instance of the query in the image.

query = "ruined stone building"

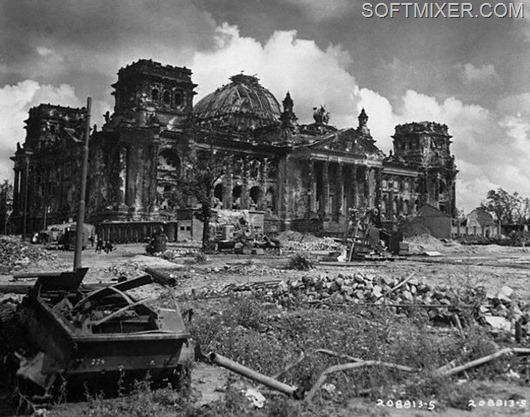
[11,59,458,241]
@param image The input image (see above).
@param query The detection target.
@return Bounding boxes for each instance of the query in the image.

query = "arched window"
[381,195,388,218]
[439,179,447,194]
[163,90,171,104]
[214,183,223,201]
[266,187,276,211]
[152,88,159,101]
[174,92,183,106]
[249,186,262,206]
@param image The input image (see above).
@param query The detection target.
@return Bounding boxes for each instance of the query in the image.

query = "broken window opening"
[174,92,183,106]
[157,150,180,175]
[152,88,159,101]
[249,186,262,207]
[214,183,223,201]
[163,90,171,105]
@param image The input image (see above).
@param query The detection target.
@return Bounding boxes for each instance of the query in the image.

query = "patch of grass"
[194,251,208,264]
[286,252,314,270]
[189,295,511,408]
[83,380,196,417]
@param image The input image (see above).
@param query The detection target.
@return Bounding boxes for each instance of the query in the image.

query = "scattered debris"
[244,387,266,408]
[0,236,58,274]
[306,359,417,403]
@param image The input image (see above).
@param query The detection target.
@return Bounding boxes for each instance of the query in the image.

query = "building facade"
[11,59,458,241]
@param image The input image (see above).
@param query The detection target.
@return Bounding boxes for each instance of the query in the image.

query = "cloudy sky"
[0,0,529,212]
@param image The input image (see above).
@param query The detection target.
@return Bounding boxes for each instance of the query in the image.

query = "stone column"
[344,166,352,214]
[307,160,316,214]
[118,146,128,210]
[388,176,394,220]
[222,162,233,209]
[451,177,456,218]
[241,157,249,210]
[126,146,135,207]
[352,165,359,209]
[258,158,267,211]
[335,164,343,220]
[364,167,370,206]
[320,161,329,218]
[134,146,144,213]
[20,165,27,217]
[13,168,20,213]
[375,168,382,210]
[149,143,159,213]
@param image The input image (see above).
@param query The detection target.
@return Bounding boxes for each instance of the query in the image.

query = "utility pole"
[22,154,31,240]
[73,98,91,271]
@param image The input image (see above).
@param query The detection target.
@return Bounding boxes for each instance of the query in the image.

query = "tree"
[0,180,13,235]
[481,188,524,225]
[176,132,229,250]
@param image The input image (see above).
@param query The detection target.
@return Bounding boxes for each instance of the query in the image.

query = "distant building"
[451,207,500,239]
[10,59,458,241]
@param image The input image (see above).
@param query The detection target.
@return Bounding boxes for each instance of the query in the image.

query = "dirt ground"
[1,241,530,416]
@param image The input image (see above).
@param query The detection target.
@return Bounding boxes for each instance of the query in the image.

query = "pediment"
[298,128,385,159]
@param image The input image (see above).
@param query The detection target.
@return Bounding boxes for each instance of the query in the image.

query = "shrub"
[194,251,208,264]
[286,252,314,270]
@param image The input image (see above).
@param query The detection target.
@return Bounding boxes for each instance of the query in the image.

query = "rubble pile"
[190,272,530,336]
[0,236,58,273]
[277,231,340,252]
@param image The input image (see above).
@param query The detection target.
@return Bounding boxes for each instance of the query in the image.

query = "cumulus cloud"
[497,93,530,118]
[456,63,498,84]
[190,24,361,127]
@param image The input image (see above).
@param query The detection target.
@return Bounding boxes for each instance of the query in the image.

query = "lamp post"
[73,98,91,271]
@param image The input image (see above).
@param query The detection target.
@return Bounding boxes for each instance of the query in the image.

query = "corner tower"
[391,122,457,216]
[109,59,197,128]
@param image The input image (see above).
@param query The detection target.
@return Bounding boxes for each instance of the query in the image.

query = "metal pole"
[209,352,298,397]
[73,97,91,271]
[22,157,29,240]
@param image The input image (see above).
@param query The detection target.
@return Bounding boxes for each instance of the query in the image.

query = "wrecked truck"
[0,268,190,410]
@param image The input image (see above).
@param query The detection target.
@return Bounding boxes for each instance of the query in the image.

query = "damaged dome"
[193,74,281,131]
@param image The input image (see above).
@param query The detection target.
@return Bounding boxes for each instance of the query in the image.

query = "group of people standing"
[89,235,114,253]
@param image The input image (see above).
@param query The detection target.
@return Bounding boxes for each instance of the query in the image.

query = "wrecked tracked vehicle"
[0,268,190,406]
